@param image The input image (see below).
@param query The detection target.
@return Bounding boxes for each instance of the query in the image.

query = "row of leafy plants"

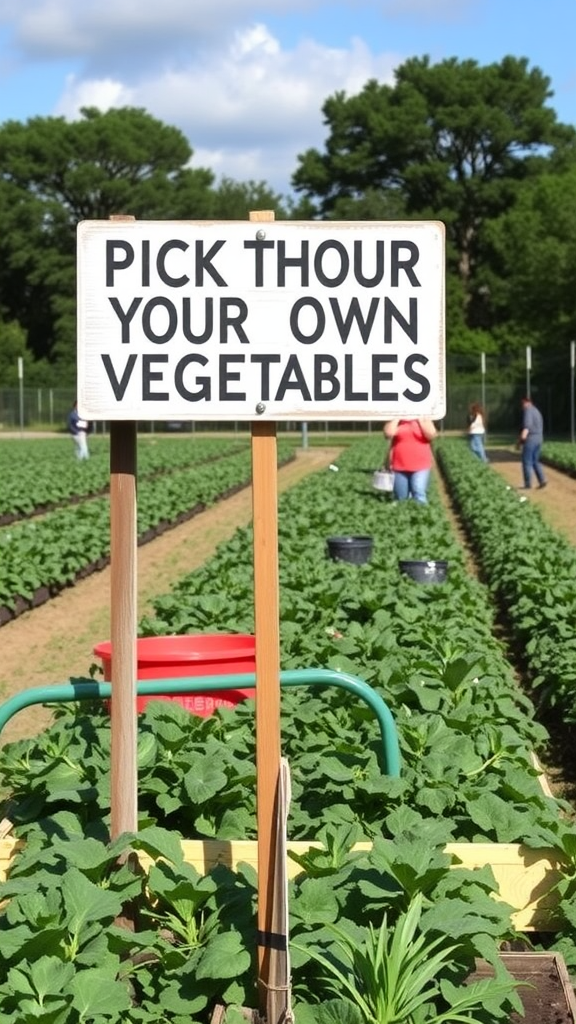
[435,438,576,723]
[0,436,250,521]
[0,821,524,1024]
[0,441,296,616]
[541,440,576,479]
[1,436,576,1021]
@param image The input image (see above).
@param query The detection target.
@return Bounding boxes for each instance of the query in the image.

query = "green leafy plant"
[293,892,522,1024]
[0,439,296,612]
[436,437,576,721]
[0,828,256,1023]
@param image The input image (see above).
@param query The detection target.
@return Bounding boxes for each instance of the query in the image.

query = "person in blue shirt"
[67,401,90,460]
[518,397,546,489]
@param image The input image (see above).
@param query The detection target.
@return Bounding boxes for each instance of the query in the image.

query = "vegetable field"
[2,433,576,1023]
[0,436,296,623]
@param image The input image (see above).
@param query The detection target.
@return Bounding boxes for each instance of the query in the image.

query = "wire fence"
[0,372,568,438]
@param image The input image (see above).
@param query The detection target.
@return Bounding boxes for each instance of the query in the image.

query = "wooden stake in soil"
[267,758,293,1024]
[109,420,138,839]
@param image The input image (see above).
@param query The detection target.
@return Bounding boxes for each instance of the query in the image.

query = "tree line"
[1,54,575,423]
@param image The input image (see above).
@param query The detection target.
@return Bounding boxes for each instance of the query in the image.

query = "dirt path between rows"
[437,443,576,572]
[0,448,341,746]
[485,444,576,548]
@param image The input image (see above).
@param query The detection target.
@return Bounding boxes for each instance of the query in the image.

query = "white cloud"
[5,0,336,59]
[0,1,407,193]
[55,73,134,114]
[53,22,399,194]
[230,22,281,60]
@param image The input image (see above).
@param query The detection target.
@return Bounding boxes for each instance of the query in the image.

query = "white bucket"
[372,470,394,492]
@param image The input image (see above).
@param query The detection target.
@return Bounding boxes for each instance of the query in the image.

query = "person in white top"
[467,402,488,462]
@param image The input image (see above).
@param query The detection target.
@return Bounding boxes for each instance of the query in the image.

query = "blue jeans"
[393,469,430,504]
[469,434,487,461]
[521,440,545,488]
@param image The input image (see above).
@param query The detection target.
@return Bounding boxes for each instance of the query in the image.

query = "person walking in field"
[384,417,437,504]
[67,401,90,460]
[467,401,488,462]
[518,397,546,489]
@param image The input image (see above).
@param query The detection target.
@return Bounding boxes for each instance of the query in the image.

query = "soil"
[483,445,576,549]
[470,952,576,1024]
[1,439,575,752]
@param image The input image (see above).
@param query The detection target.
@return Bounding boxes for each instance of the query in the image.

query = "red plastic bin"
[93,634,256,717]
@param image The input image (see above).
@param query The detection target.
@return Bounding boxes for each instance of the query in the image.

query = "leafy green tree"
[481,165,576,419]
[210,176,288,219]
[0,318,30,385]
[324,187,406,222]
[0,107,214,378]
[0,106,209,222]
[485,166,576,341]
[0,107,289,382]
[292,55,575,333]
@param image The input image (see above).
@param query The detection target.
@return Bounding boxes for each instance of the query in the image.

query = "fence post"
[17,358,24,435]
[565,339,569,444]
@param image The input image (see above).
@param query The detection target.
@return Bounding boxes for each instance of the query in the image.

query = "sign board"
[77,220,445,421]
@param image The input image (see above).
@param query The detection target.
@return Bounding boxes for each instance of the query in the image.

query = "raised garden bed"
[0,836,567,931]
[470,952,576,1024]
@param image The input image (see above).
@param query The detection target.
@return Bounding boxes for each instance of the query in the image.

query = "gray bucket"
[399,560,448,584]
[327,535,373,565]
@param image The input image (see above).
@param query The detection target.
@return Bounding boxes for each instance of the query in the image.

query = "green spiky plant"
[294,892,523,1024]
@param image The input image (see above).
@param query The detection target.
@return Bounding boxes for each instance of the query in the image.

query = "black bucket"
[327,535,373,565]
[399,559,448,584]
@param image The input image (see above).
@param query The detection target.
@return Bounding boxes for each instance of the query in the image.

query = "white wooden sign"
[77,220,445,421]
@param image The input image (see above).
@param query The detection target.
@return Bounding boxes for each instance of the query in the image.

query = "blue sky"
[0,0,574,197]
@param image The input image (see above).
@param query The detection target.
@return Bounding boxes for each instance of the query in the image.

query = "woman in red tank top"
[384,418,437,504]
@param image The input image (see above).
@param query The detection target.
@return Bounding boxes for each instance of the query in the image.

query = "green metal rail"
[0,669,401,776]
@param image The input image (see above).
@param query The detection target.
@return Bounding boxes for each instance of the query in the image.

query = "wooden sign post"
[248,210,287,1022]
[251,419,282,1016]
[109,419,138,840]
[108,216,138,843]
